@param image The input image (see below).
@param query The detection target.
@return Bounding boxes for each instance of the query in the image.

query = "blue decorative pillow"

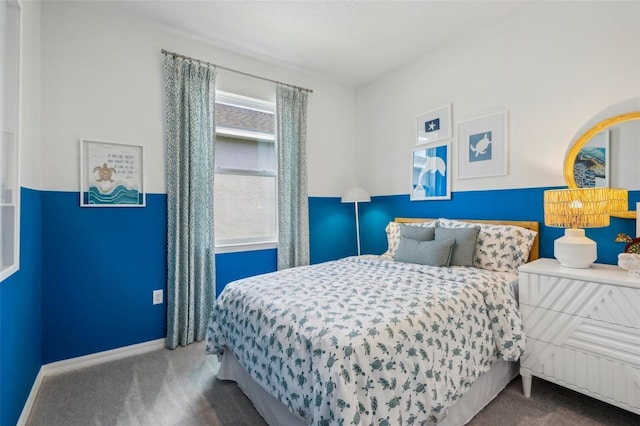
[434,225,479,266]
[395,236,455,266]
[400,223,435,241]
[438,218,538,272]
[382,220,438,259]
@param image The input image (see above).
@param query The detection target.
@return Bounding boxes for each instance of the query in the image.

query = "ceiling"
[101,0,529,88]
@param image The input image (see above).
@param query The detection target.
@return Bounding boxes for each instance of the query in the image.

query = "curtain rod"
[161,49,313,94]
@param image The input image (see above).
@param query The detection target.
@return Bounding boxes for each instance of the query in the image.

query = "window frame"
[214,91,277,253]
[0,0,22,282]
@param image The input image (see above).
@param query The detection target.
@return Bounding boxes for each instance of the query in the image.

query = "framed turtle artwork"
[80,139,145,207]
[457,111,508,179]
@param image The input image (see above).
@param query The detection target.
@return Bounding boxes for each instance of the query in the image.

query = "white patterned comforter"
[206,256,525,425]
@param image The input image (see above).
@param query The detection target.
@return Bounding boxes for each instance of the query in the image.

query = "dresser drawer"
[521,305,640,368]
[519,271,640,329]
[521,337,640,412]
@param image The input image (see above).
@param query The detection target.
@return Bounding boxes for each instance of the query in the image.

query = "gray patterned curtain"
[276,84,310,269]
[164,55,216,349]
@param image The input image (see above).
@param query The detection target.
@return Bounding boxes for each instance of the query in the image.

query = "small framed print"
[574,129,609,188]
[457,111,508,179]
[80,139,145,207]
[416,103,452,145]
[411,141,451,201]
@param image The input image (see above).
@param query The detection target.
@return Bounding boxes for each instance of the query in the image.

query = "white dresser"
[519,258,640,414]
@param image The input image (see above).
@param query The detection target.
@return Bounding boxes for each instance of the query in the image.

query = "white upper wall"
[356,1,640,195]
[39,1,357,196]
[17,0,41,190]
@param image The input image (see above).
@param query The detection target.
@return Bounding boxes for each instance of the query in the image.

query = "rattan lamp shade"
[544,188,610,269]
[607,188,629,215]
[544,188,610,229]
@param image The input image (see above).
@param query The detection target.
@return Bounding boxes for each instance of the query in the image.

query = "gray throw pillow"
[400,224,435,241]
[395,236,455,266]
[434,226,479,266]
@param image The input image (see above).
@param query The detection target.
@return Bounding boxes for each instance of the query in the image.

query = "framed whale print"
[80,139,145,207]
[457,111,507,179]
[411,141,451,201]
[416,103,452,145]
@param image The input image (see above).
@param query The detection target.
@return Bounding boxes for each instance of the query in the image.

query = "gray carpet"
[26,342,639,426]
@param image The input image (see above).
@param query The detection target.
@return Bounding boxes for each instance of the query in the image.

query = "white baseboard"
[17,368,44,426]
[17,338,166,425]
[41,338,166,376]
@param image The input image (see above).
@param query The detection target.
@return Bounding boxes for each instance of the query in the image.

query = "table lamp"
[341,187,370,256]
[544,188,609,268]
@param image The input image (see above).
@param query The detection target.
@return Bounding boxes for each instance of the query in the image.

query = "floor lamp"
[341,187,371,256]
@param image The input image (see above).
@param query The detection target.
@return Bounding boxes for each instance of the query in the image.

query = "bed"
[206,218,539,425]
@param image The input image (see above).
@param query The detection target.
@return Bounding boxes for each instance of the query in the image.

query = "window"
[214,92,277,250]
[0,0,21,281]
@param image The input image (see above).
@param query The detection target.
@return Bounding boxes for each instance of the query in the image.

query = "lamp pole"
[341,187,370,257]
[354,201,362,256]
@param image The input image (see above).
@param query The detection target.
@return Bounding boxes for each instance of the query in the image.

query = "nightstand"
[518,258,640,415]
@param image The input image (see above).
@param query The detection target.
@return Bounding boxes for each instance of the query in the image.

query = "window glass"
[214,174,276,244]
[214,92,276,247]
[216,135,275,173]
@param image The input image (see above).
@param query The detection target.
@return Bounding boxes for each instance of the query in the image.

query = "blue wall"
[0,188,43,426]
[41,192,168,363]
[2,186,636,424]
[37,187,639,362]
[356,188,638,266]
[216,249,277,296]
[309,196,358,264]
[41,193,300,363]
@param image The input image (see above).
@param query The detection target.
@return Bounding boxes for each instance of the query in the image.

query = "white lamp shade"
[554,228,597,268]
[341,187,370,203]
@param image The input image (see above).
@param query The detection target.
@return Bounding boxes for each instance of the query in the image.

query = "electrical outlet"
[153,289,163,305]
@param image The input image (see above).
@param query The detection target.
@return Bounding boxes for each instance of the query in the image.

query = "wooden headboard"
[395,217,540,262]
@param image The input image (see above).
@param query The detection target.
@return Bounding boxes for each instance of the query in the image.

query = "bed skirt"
[217,350,519,425]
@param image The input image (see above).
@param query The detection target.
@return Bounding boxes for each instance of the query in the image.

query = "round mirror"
[564,111,640,219]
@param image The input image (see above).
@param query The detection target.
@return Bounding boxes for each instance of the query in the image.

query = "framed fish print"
[411,142,451,201]
[457,111,508,179]
[80,139,145,207]
[416,103,452,145]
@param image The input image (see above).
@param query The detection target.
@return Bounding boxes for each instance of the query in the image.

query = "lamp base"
[554,228,597,269]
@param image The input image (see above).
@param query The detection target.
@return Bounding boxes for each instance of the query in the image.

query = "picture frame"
[416,103,452,145]
[80,139,145,207]
[457,111,508,179]
[411,141,451,201]
[573,129,609,188]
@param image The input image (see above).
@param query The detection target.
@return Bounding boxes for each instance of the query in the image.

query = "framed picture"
[457,111,508,179]
[80,139,145,207]
[573,129,609,188]
[411,142,451,201]
[416,103,452,145]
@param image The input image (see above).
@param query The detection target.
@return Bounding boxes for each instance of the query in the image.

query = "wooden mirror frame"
[564,111,640,219]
